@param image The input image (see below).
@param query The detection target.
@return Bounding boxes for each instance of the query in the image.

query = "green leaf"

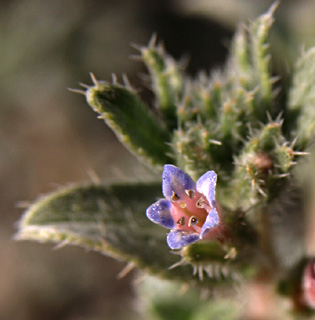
[15,183,236,284]
[288,47,315,148]
[137,275,241,320]
[231,25,251,80]
[228,3,277,121]
[85,79,172,170]
[248,2,277,115]
[141,37,184,129]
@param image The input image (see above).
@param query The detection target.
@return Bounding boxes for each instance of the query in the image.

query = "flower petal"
[146,199,174,229]
[162,165,195,200]
[196,170,217,207]
[200,208,219,239]
[167,229,200,249]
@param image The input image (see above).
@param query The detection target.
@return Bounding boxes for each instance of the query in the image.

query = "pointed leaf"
[288,47,315,148]
[248,3,277,117]
[15,183,235,284]
[228,4,277,121]
[86,81,172,170]
[141,39,184,129]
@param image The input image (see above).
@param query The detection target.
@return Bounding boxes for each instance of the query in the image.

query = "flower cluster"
[146,165,220,249]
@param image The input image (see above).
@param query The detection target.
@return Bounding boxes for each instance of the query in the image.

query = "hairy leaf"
[15,183,235,284]
[288,47,315,148]
[86,81,172,170]
[141,37,184,129]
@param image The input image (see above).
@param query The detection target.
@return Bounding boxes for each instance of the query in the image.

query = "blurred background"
[1,0,315,319]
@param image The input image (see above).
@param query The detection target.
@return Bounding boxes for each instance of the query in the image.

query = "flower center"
[170,189,211,233]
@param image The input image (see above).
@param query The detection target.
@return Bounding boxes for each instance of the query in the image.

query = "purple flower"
[146,165,220,249]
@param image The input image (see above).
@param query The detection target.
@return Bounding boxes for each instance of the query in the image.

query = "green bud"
[232,119,296,209]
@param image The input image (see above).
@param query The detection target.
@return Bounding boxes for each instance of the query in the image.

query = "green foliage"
[169,3,278,181]
[232,119,296,210]
[16,183,239,285]
[140,36,184,130]
[85,77,172,170]
[137,276,241,320]
[247,3,277,114]
[288,47,315,148]
[15,3,315,317]
[16,183,176,278]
